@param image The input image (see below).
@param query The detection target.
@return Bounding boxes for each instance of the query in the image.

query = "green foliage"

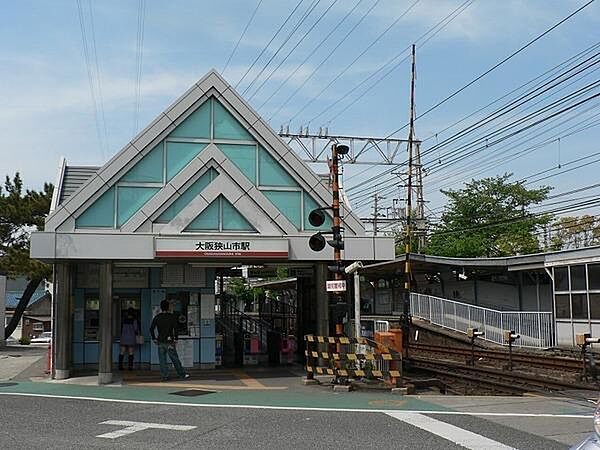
[226,277,264,304]
[19,336,31,345]
[0,173,53,279]
[276,267,289,279]
[549,215,600,250]
[426,174,551,257]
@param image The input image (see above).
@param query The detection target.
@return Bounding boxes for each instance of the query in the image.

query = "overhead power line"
[267,0,382,122]
[247,0,339,102]
[133,0,147,135]
[313,0,475,126]
[235,0,306,89]
[241,0,322,96]
[285,0,421,124]
[257,0,363,111]
[345,0,596,192]
[76,0,108,160]
[222,0,264,75]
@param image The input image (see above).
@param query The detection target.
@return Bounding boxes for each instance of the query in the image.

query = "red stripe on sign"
[155,251,288,258]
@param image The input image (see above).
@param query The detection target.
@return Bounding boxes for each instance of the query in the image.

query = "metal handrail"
[410,292,554,348]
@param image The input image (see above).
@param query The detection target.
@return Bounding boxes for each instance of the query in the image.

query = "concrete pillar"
[315,263,329,337]
[54,263,72,380]
[98,262,113,384]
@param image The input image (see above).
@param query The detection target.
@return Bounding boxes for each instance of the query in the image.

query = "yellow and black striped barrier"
[303,334,402,387]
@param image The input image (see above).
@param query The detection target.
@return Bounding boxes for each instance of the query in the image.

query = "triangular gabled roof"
[45,70,366,237]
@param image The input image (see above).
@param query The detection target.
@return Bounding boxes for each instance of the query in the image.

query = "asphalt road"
[0,394,578,449]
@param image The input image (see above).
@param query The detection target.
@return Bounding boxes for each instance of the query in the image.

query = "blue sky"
[1,0,599,222]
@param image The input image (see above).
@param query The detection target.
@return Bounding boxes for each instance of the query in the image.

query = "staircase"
[217,296,282,366]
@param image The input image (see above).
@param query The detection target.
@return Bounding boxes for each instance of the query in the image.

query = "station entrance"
[31,70,393,383]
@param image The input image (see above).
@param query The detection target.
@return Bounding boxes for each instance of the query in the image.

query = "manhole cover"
[0,382,18,388]
[170,389,214,397]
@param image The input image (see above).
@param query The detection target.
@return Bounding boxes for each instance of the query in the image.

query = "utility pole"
[331,144,343,280]
[371,193,384,236]
[414,141,425,252]
[402,44,417,353]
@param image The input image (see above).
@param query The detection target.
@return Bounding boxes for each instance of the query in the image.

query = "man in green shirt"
[150,300,190,381]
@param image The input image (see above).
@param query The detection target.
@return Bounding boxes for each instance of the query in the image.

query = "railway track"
[409,342,583,371]
[409,356,598,395]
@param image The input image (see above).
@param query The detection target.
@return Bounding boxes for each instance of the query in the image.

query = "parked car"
[570,401,600,449]
[30,332,52,344]
[5,336,18,345]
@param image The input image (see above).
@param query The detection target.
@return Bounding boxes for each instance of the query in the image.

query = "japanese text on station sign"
[195,241,251,251]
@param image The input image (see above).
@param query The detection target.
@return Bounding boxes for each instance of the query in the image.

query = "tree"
[549,215,600,250]
[426,174,551,257]
[226,277,264,312]
[1,173,53,339]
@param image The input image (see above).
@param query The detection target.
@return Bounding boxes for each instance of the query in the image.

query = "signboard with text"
[155,238,288,259]
[326,280,347,292]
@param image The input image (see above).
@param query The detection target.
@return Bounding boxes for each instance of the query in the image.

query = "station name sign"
[326,280,347,292]
[155,238,288,259]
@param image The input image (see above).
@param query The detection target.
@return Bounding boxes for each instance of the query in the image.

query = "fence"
[304,334,402,386]
[410,293,554,348]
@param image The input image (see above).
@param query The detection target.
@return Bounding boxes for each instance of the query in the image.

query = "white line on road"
[97,420,196,439]
[0,392,593,418]
[387,412,516,450]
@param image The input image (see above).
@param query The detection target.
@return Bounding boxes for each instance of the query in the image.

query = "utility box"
[576,333,591,346]
[375,329,403,354]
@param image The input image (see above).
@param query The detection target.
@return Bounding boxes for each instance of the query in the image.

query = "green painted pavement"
[0,381,449,412]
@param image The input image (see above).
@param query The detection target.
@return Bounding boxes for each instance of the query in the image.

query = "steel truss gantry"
[278,128,420,165]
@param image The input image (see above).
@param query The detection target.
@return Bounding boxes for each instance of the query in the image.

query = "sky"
[1,0,599,226]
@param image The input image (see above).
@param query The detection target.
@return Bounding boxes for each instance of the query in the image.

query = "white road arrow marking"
[97,420,196,439]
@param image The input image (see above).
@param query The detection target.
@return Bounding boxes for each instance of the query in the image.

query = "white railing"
[410,293,554,348]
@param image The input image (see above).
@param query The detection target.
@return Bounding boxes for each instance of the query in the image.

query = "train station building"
[30,70,394,383]
[359,247,600,348]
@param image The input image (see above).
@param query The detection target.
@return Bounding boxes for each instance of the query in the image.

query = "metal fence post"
[454,303,457,330]
[538,311,542,347]
[429,295,432,321]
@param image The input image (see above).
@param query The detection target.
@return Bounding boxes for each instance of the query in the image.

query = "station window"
[590,294,600,320]
[589,264,600,290]
[554,267,569,291]
[571,293,588,320]
[555,294,570,319]
[84,297,100,341]
[570,265,587,291]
